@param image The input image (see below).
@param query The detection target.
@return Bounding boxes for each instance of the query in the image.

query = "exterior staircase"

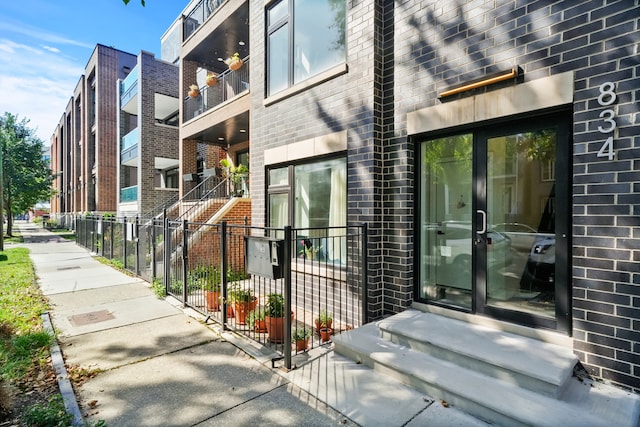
[333,309,640,427]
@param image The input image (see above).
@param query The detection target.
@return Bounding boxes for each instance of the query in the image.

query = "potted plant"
[188,84,200,97]
[292,327,311,352]
[225,52,243,71]
[202,268,222,311]
[220,159,249,197]
[229,283,257,325]
[300,238,322,260]
[247,308,267,333]
[205,73,218,87]
[314,309,333,332]
[265,293,286,343]
[319,327,333,343]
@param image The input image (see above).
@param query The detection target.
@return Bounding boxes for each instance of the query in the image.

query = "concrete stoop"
[333,309,640,427]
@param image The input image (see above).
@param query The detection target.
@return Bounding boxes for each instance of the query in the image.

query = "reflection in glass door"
[419,134,474,310]
[417,116,570,331]
[484,129,558,320]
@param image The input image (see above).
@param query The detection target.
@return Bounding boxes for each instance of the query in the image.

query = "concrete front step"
[377,309,577,398]
[333,312,640,427]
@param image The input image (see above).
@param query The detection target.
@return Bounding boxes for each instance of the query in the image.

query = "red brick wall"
[188,199,252,274]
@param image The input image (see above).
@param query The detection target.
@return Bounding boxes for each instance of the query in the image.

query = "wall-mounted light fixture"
[439,67,520,99]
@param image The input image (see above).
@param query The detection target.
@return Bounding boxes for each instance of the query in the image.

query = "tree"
[0,113,53,237]
[122,0,146,5]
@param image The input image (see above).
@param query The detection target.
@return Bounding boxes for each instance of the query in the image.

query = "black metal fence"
[76,215,367,369]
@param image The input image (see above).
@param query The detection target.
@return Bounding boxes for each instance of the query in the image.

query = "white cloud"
[42,45,61,53]
[0,38,84,144]
[0,20,94,50]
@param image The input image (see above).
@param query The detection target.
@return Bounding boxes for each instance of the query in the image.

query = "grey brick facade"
[249,0,639,391]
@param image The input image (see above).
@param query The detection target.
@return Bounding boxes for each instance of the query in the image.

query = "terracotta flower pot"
[320,327,333,343]
[188,84,200,97]
[315,319,333,334]
[228,58,243,71]
[205,74,218,86]
[265,315,285,343]
[254,319,267,333]
[265,312,294,343]
[234,297,258,325]
[204,290,220,311]
[295,338,309,352]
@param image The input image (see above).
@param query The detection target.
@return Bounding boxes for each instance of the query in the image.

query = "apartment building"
[177,0,639,393]
[117,51,180,217]
[51,45,137,219]
[50,44,181,221]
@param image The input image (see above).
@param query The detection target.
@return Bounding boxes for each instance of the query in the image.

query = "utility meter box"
[245,237,284,279]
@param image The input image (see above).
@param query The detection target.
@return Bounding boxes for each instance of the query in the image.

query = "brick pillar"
[180,139,198,197]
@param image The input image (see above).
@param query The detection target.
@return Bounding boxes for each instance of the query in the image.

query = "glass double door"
[418,116,570,332]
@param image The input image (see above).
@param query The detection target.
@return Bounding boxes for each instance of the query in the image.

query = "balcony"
[120,65,139,115]
[184,56,249,122]
[121,128,139,166]
[183,0,227,41]
[120,185,138,203]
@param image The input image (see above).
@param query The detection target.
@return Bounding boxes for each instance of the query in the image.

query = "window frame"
[265,0,346,97]
[266,155,346,229]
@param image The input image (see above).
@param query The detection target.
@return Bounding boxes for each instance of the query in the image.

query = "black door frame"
[414,111,572,334]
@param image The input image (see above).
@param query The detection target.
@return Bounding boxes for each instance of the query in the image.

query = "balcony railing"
[121,128,139,151]
[183,0,227,41]
[121,144,138,165]
[120,185,138,203]
[120,65,139,107]
[184,56,250,122]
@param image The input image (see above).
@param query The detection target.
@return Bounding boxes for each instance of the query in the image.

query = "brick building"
[51,0,637,396]
[51,45,137,218]
[117,51,180,217]
[50,45,181,220]
[179,0,638,392]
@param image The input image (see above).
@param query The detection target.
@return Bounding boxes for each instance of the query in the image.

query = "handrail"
[141,192,180,222]
[142,173,228,223]
[176,176,231,221]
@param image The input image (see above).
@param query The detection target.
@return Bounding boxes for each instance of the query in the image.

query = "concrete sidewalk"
[14,220,487,427]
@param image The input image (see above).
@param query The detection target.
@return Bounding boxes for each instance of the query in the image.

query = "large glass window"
[294,158,346,230]
[267,157,346,263]
[267,0,346,96]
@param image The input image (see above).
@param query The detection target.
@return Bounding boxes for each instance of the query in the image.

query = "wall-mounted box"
[245,236,284,279]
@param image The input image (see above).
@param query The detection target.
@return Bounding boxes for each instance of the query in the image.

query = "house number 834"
[596,82,616,160]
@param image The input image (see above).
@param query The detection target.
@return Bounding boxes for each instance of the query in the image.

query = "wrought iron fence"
[76,215,367,369]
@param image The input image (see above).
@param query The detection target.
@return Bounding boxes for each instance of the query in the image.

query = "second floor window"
[267,0,346,96]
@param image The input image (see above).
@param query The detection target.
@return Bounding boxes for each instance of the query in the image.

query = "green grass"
[3,230,23,243]
[0,248,49,338]
[0,248,74,426]
[18,394,73,427]
[0,248,51,382]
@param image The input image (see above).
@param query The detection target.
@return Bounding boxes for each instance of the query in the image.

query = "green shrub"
[20,394,74,427]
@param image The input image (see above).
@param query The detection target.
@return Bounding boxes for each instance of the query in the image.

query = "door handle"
[476,210,486,235]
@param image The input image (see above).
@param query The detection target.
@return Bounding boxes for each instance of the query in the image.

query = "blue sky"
[0,0,188,143]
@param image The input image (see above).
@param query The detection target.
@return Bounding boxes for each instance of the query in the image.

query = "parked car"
[521,235,555,293]
[423,221,512,290]
[492,222,539,252]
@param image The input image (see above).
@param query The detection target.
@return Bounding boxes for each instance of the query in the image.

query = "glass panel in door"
[419,134,473,309]
[485,129,557,318]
